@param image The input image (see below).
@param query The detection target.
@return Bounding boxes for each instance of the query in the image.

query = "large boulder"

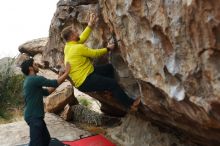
[40,0,220,145]
[44,84,76,113]
[18,38,48,56]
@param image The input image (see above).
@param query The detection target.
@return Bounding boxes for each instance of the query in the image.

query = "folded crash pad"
[63,134,116,146]
[16,135,115,146]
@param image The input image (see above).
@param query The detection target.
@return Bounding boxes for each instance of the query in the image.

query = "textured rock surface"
[44,85,75,113]
[17,0,220,145]
[98,1,220,145]
[19,38,48,56]
[0,113,91,146]
[107,114,196,146]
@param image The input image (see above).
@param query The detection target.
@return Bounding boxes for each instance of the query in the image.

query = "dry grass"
[0,107,23,124]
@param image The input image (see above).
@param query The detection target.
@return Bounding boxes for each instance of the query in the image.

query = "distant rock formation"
[0,57,21,74]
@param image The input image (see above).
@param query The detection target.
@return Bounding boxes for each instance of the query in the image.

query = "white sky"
[0,0,58,59]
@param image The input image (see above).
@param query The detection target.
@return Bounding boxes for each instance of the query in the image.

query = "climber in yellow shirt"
[61,13,140,111]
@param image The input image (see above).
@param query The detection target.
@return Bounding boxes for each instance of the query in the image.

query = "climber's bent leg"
[78,72,134,109]
[93,64,114,78]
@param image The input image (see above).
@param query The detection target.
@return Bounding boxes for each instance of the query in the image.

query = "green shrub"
[0,58,24,122]
[79,98,91,107]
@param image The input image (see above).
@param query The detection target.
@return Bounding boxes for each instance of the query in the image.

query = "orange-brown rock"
[44,85,75,113]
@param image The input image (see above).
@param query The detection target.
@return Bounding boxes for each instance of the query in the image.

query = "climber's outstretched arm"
[78,13,98,43]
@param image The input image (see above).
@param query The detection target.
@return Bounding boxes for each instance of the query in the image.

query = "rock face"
[19,38,48,56]
[18,0,220,145]
[107,114,196,146]
[44,85,75,113]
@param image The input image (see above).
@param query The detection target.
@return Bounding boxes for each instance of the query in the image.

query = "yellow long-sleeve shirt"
[64,26,108,87]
